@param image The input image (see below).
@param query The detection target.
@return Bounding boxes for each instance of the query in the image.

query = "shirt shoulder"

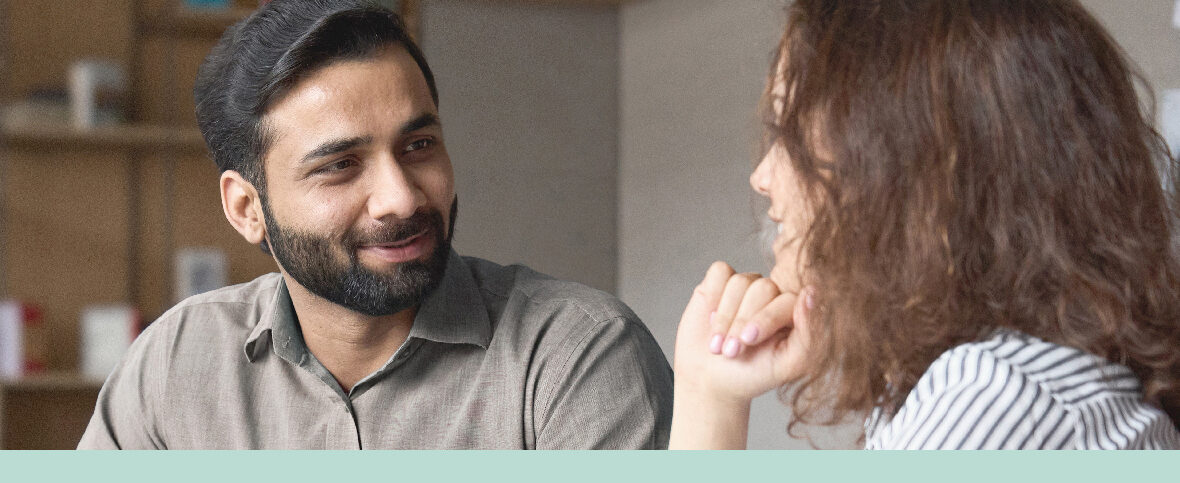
[461,256,660,370]
[150,272,282,333]
[865,330,1180,449]
[459,256,671,448]
[461,255,640,326]
[131,272,283,373]
[79,273,284,449]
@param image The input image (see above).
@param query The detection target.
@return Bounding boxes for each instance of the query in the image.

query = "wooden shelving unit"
[0,0,263,450]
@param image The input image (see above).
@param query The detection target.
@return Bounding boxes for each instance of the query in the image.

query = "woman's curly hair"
[767,0,1180,437]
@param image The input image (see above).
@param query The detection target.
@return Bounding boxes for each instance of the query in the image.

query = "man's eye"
[405,138,434,152]
[317,158,356,173]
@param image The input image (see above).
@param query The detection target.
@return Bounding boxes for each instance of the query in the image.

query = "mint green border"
[1,451,1177,482]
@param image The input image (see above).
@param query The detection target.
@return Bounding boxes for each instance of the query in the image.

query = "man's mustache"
[345,211,443,247]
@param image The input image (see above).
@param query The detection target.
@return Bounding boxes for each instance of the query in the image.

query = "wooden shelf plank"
[1,119,207,153]
[141,7,254,39]
[0,373,104,391]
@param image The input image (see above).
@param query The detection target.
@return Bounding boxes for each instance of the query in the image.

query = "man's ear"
[220,170,267,247]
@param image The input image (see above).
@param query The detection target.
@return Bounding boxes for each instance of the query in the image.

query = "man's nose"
[366,161,426,221]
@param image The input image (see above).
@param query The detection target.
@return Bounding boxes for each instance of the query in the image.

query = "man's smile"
[356,228,434,263]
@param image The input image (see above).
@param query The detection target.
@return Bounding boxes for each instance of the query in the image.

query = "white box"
[0,301,23,379]
[79,305,138,381]
[68,59,126,129]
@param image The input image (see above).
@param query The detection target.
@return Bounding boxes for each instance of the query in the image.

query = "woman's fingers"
[722,278,781,357]
[710,272,761,354]
[686,261,736,318]
[678,261,735,356]
[739,290,796,347]
[770,286,815,383]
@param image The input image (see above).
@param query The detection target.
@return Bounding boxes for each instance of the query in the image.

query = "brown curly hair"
[768,0,1180,437]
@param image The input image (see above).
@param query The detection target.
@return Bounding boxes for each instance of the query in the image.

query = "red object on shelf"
[21,304,43,326]
[1,300,48,378]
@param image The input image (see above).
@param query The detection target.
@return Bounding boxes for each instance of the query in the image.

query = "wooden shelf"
[0,372,102,449]
[1,119,207,153]
[0,373,103,391]
[141,7,254,39]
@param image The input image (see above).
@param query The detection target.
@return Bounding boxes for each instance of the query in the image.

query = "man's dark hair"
[194,0,438,191]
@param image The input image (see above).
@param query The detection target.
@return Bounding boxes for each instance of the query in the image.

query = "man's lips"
[356,228,434,263]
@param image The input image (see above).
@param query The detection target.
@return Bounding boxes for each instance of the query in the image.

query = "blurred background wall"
[0,0,1177,449]
[421,0,620,293]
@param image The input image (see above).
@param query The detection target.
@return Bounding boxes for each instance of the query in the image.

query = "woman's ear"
[220,171,267,247]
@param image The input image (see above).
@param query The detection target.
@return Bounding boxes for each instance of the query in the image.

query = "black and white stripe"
[864,329,1180,449]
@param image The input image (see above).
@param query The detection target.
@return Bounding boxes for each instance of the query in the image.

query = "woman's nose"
[750,155,773,197]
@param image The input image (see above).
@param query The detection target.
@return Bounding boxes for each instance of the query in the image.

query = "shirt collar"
[242,249,492,363]
[407,249,492,349]
[243,279,305,364]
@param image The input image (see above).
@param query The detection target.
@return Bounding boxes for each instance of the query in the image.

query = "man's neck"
[283,275,415,393]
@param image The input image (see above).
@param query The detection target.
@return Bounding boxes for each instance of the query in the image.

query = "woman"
[670,0,1180,449]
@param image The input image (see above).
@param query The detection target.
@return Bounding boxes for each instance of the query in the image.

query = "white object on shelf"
[1174,0,1180,30]
[79,305,138,381]
[0,300,42,379]
[68,59,127,129]
[174,247,228,302]
[0,301,24,379]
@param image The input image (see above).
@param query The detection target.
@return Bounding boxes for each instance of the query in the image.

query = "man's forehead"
[262,48,438,158]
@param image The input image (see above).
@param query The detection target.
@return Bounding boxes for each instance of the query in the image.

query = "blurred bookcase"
[0,0,271,449]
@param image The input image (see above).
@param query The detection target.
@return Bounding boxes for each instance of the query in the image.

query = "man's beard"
[262,198,457,317]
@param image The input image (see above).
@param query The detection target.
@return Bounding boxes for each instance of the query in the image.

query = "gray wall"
[1080,0,1180,95]
[421,0,619,292]
[1079,0,1180,149]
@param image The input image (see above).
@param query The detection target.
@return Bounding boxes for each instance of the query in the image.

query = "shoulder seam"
[535,314,635,436]
[491,285,629,326]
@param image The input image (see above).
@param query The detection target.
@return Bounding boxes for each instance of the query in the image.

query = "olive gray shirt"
[78,251,673,449]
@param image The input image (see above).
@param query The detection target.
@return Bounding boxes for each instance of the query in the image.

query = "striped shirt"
[864,329,1180,449]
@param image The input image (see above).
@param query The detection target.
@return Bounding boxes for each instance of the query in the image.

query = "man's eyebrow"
[300,136,373,164]
[296,114,438,165]
[400,113,440,136]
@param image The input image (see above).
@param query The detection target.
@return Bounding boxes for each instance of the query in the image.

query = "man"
[78,0,672,449]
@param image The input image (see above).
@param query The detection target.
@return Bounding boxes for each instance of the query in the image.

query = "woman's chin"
[768,262,800,294]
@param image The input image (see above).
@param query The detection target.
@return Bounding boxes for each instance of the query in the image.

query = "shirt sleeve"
[76,321,170,449]
[871,348,1072,450]
[532,314,674,449]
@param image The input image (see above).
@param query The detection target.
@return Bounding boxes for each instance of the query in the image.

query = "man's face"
[258,47,456,316]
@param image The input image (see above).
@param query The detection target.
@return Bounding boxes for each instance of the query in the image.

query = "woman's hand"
[668,261,815,449]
